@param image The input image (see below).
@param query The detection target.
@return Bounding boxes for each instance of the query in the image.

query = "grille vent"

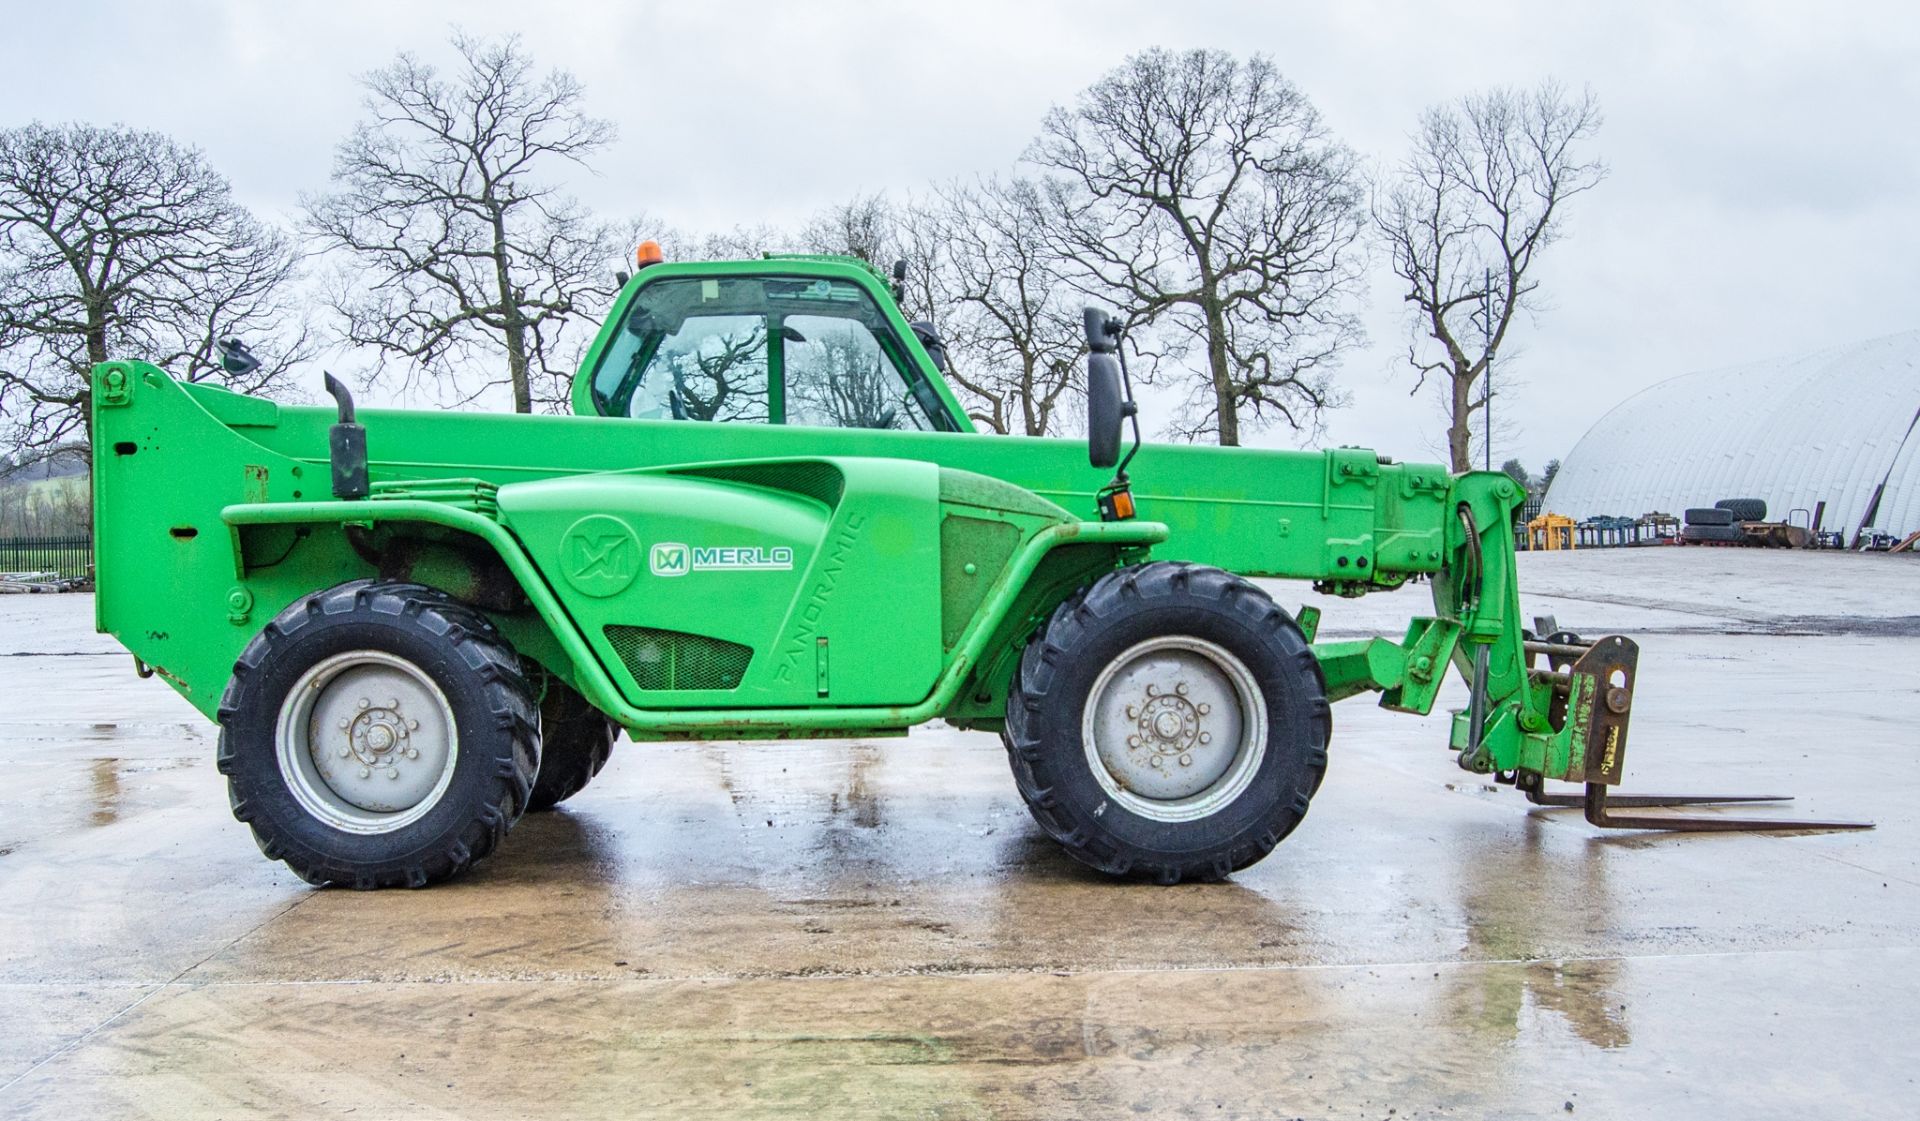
[604,625,753,691]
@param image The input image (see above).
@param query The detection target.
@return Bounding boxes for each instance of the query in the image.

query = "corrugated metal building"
[1543,330,1920,540]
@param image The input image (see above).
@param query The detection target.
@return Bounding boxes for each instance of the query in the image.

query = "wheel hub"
[1082,636,1267,821]
[276,652,459,834]
[1130,684,1216,771]
[349,705,407,762]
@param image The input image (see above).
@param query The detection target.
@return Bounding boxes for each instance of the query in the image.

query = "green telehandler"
[89,253,1865,889]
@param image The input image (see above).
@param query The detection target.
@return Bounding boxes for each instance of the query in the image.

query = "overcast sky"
[5,0,1915,469]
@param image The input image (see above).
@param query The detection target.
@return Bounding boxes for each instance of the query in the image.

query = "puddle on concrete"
[78,756,193,829]
[88,758,121,828]
[1447,828,1631,1051]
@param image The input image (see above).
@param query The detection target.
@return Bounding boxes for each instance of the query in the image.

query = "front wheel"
[217,581,540,888]
[1003,562,1330,884]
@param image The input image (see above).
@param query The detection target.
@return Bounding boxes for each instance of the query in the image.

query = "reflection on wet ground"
[87,757,119,827]
[1447,826,1630,1050]
[4,555,1920,1117]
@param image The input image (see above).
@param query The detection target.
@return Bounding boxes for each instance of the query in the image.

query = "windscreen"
[589,275,946,431]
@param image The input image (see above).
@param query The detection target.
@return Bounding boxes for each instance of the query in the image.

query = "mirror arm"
[1110,342,1143,485]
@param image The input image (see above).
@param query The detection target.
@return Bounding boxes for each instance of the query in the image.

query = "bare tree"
[669,203,893,273]
[675,223,792,262]
[662,187,1083,437]
[776,188,1085,436]
[795,194,948,328]
[802,193,898,266]
[0,123,305,457]
[1377,82,1604,472]
[306,33,625,414]
[920,179,1083,436]
[1029,49,1367,445]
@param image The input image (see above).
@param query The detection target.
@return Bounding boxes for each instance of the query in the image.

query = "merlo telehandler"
[89,253,1864,889]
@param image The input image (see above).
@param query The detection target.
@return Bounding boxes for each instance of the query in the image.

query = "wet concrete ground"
[2,548,1917,1118]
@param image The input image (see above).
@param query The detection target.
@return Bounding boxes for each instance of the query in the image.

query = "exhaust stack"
[323,373,369,500]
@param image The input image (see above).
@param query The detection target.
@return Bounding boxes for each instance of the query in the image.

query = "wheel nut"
[1198,703,1211,715]
[408,720,420,731]
[1179,753,1193,767]
[337,718,350,730]
[357,698,370,709]
[388,698,399,709]
[1125,705,1137,719]
[357,766,370,779]
[405,747,419,760]
[1175,682,1188,696]
[1199,732,1212,745]
[387,768,399,779]
[337,746,351,758]
[1146,684,1158,696]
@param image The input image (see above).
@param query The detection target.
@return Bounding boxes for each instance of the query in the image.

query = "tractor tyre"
[216,580,540,889]
[1682,524,1745,545]
[1684,507,1735,527]
[527,680,618,812]
[1002,561,1330,884]
[1715,498,1767,522]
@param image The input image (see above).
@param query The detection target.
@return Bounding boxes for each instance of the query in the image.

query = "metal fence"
[0,534,94,578]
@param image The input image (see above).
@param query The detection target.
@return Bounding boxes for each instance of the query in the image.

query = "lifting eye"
[114,441,138,456]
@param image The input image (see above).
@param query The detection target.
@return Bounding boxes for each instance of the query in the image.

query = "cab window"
[589,274,953,431]
[783,314,936,432]
[639,312,770,422]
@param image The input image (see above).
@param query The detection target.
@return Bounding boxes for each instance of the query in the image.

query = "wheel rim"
[275,650,459,834]
[1080,636,1268,823]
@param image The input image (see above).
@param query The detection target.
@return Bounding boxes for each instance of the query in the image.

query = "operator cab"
[588,269,960,432]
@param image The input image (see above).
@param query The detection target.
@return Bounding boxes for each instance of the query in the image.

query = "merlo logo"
[560,515,640,597]
[650,542,690,577]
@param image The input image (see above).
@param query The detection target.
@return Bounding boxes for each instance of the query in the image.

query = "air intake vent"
[683,461,845,508]
[604,625,753,691]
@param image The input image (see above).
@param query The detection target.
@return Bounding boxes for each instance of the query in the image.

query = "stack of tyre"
[1681,498,1765,545]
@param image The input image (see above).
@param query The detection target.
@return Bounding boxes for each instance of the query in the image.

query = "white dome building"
[1542,330,1920,542]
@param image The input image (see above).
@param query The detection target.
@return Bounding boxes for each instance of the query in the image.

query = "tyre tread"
[216,580,539,889]
[1000,562,1329,885]
[526,680,618,812]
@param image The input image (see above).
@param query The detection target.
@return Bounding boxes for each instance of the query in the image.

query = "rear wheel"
[217,581,540,888]
[527,680,618,812]
[1003,562,1330,884]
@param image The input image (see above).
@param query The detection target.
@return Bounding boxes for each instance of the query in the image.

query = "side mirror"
[218,337,260,376]
[1084,308,1124,469]
[909,320,948,373]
